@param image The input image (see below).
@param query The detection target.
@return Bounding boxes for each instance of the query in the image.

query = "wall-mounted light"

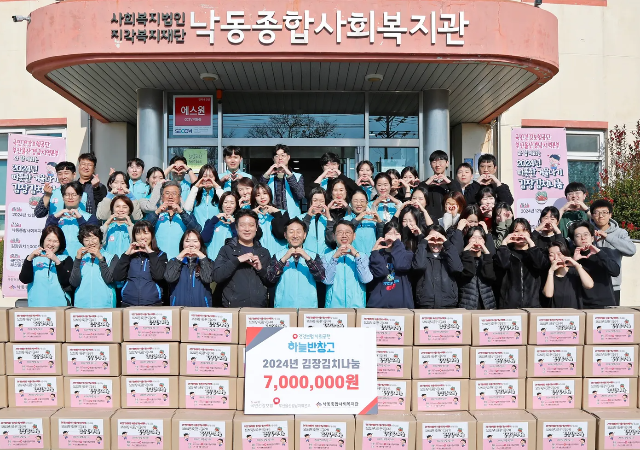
[200,73,219,82]
[365,73,384,83]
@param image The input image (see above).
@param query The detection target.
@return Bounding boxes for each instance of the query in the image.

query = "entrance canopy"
[25,0,559,126]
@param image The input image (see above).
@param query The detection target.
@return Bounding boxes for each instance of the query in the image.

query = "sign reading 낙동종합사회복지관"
[511,128,569,226]
[2,134,67,298]
[110,10,469,46]
[245,327,378,414]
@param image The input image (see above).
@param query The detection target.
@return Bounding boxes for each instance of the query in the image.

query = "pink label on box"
[58,419,104,449]
[118,435,161,448]
[69,379,114,408]
[482,438,527,450]
[117,420,163,450]
[592,347,635,376]
[475,349,519,379]
[0,419,44,449]
[418,348,463,378]
[419,314,463,344]
[377,381,407,411]
[478,316,522,346]
[542,422,588,450]
[70,312,114,342]
[178,420,226,450]
[14,377,58,406]
[242,421,289,450]
[534,347,578,376]
[14,312,57,341]
[185,379,230,409]
[126,344,170,374]
[422,423,469,450]
[59,436,103,449]
[360,315,405,345]
[587,378,631,408]
[188,311,233,342]
[186,345,231,376]
[126,392,168,407]
[531,380,576,409]
[416,381,461,411]
[13,344,56,374]
[376,348,404,378]
[125,378,170,407]
[604,420,640,449]
[15,391,58,406]
[14,360,55,374]
[475,380,519,410]
[482,423,529,450]
[362,422,409,450]
[593,314,634,343]
[537,316,580,344]
[300,422,346,450]
[128,310,173,340]
[67,345,111,375]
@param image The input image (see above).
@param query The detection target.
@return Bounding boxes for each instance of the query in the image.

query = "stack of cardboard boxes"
[0,306,640,450]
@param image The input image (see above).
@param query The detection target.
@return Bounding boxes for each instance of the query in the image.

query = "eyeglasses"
[336,231,353,237]
[593,211,610,217]
[164,191,180,198]
[78,163,94,169]
[63,193,79,198]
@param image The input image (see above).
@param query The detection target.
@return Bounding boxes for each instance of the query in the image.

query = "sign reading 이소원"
[511,128,569,225]
[245,327,377,414]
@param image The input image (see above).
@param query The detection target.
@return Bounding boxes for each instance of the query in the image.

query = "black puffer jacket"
[458,251,496,310]
[494,245,547,309]
[412,240,463,308]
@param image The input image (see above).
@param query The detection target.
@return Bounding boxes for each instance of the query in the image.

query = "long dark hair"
[250,183,275,209]
[193,164,220,207]
[179,229,207,254]
[398,206,429,252]
[132,220,160,252]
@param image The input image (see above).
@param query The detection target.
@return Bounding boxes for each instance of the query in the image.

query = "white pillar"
[137,88,164,169]
[422,89,450,175]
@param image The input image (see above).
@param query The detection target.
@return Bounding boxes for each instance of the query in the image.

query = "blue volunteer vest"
[129,179,150,200]
[26,255,71,307]
[369,199,398,222]
[59,210,94,257]
[206,221,233,260]
[179,179,192,203]
[267,172,302,218]
[193,189,220,229]
[220,170,252,191]
[74,252,117,308]
[49,188,87,215]
[300,213,331,256]
[258,211,286,256]
[324,254,367,309]
[274,248,318,308]
[155,212,188,259]
[344,213,377,256]
[103,222,131,256]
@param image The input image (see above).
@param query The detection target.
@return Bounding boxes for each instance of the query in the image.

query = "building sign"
[511,128,569,225]
[111,10,469,46]
[245,327,377,414]
[3,134,67,298]
[173,95,214,136]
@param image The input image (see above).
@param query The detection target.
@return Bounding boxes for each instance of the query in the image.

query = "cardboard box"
[413,309,472,346]
[238,345,245,377]
[525,308,585,345]
[10,307,67,342]
[238,308,298,345]
[585,308,640,345]
[122,307,181,341]
[237,378,244,411]
[121,376,179,409]
[527,346,583,378]
[180,343,237,377]
[583,345,638,377]
[111,409,175,450]
[172,410,235,450]
[51,408,115,450]
[470,346,526,379]
[62,343,120,377]
[233,413,295,450]
[472,410,537,450]
[356,308,414,346]
[587,408,640,450]
[6,342,59,376]
[0,308,10,342]
[526,378,582,410]
[414,411,476,450]
[298,308,356,328]
[0,408,58,450]
[355,413,416,450]
[122,342,179,376]
[412,346,469,379]
[0,376,6,407]
[296,415,355,450]
[376,346,412,380]
[178,376,237,410]
[64,376,121,409]
[470,378,525,410]
[582,377,637,409]
[9,375,64,408]
[180,307,240,344]
[65,308,123,343]
[377,379,411,412]
[411,379,469,412]
[531,410,596,450]
[471,310,528,346]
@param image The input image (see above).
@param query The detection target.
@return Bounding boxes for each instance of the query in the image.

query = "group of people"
[20,145,635,310]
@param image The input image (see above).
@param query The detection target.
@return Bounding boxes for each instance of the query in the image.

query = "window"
[566,130,604,195]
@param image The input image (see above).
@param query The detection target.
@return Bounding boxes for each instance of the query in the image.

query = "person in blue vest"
[96,171,143,222]
[219,146,255,191]
[144,180,201,259]
[138,167,165,214]
[259,144,305,217]
[183,164,224,228]
[164,155,197,202]
[266,217,325,308]
[70,224,119,308]
[322,220,373,308]
[369,173,403,222]
[235,178,255,210]
[355,160,376,200]
[201,192,238,260]
[164,230,215,307]
[113,220,168,307]
[310,152,358,198]
[45,181,100,258]
[301,187,333,257]
[251,183,288,256]
[19,226,73,307]
[327,188,381,257]
[127,158,150,200]
[34,161,88,218]
[101,195,134,256]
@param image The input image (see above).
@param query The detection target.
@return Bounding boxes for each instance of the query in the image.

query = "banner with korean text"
[2,134,67,297]
[511,128,569,225]
[245,327,377,414]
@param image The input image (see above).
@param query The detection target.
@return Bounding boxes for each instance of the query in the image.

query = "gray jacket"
[593,219,636,291]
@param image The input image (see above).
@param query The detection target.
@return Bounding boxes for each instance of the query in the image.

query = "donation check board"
[245,327,378,414]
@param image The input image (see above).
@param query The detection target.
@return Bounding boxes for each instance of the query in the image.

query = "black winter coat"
[458,251,496,310]
[412,240,464,308]
[113,251,168,306]
[494,245,547,309]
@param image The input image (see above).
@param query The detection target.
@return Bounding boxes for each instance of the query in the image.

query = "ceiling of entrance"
[47,60,538,125]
